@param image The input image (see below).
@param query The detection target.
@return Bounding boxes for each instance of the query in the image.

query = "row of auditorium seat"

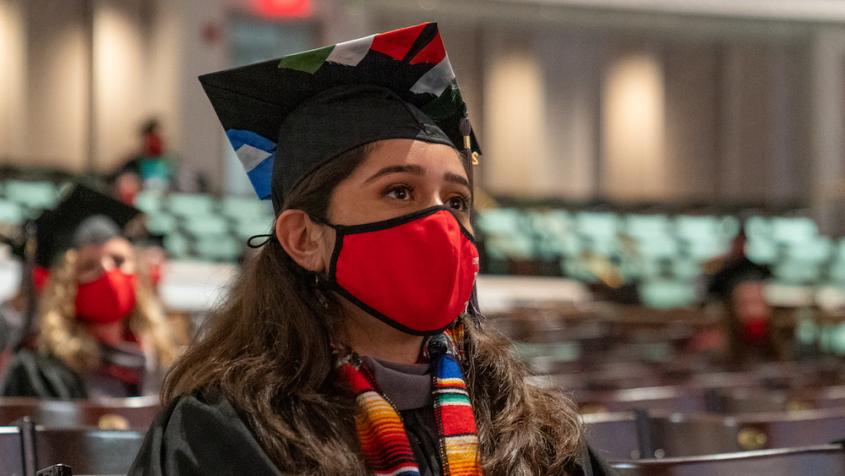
[612,445,845,476]
[476,207,845,308]
[1,178,843,276]
[1,421,144,476]
[0,180,276,263]
[0,302,840,474]
[584,408,845,460]
[493,304,845,362]
[495,305,845,473]
[0,393,843,474]
[0,396,157,475]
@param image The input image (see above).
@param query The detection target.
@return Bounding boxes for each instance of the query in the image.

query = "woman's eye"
[447,196,469,211]
[386,185,412,201]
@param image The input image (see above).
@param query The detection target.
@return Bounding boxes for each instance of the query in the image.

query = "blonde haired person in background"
[2,185,179,399]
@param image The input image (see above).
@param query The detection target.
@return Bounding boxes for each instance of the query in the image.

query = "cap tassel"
[459,117,479,165]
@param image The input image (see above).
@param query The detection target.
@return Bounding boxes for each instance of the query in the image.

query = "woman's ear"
[275,209,331,273]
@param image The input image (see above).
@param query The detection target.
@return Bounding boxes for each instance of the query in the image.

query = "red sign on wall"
[253,0,313,19]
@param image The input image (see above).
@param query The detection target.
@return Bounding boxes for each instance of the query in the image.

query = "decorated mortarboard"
[199,22,481,214]
[34,185,142,268]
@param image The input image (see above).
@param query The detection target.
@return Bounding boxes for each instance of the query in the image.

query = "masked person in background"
[2,185,179,399]
[131,24,616,476]
[706,228,774,364]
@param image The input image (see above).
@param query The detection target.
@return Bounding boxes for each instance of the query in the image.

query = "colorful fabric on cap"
[335,325,483,476]
[199,22,481,209]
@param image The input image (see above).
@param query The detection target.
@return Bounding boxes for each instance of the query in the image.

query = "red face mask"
[75,269,138,324]
[323,206,479,335]
[33,266,51,292]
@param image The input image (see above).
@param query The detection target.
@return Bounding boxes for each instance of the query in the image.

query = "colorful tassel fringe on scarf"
[336,326,484,476]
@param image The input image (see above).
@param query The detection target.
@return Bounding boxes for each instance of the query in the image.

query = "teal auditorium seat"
[167,193,215,217]
[0,200,25,225]
[746,238,778,264]
[476,208,536,262]
[233,217,274,241]
[526,209,574,259]
[145,212,178,235]
[220,195,273,221]
[575,211,619,242]
[625,214,671,240]
[182,215,230,237]
[163,232,192,260]
[195,234,243,262]
[639,279,697,309]
[134,191,164,214]
[4,180,58,211]
[770,216,819,245]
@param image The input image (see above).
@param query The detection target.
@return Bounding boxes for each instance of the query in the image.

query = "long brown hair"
[163,143,583,474]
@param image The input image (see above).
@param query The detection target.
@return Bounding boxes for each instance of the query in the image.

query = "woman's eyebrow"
[444,172,470,188]
[364,164,426,183]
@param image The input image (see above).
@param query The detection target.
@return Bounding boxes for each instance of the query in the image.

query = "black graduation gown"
[129,391,619,476]
[0,350,87,399]
[128,391,280,476]
[1,342,147,399]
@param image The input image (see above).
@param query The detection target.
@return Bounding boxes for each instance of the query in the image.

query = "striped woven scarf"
[336,328,484,476]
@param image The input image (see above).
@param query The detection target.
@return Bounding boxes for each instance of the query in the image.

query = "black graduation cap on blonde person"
[34,185,142,268]
[199,22,482,214]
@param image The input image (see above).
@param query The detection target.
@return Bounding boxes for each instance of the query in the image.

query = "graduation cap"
[34,185,142,268]
[199,22,481,214]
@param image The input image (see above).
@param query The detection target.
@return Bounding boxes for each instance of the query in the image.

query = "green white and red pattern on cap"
[278,22,466,122]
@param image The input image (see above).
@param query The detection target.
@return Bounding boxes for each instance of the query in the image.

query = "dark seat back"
[732,409,845,450]
[0,397,160,429]
[0,426,23,476]
[586,412,740,460]
[649,414,740,457]
[577,386,709,414]
[612,445,845,476]
[584,412,640,460]
[34,427,145,475]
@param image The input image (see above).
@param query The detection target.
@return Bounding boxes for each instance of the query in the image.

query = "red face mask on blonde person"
[75,269,138,324]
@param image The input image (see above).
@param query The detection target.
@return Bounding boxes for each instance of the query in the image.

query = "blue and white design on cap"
[226,129,276,199]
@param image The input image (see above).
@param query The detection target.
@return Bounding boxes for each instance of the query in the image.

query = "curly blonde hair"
[38,248,179,373]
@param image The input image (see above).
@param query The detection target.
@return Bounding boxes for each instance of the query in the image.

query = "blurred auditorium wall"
[1,0,90,172]
[3,0,845,233]
[372,1,845,234]
[0,0,230,182]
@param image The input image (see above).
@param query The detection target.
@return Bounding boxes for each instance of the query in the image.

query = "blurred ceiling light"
[252,0,313,19]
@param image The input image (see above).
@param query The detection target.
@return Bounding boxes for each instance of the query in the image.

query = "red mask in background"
[75,269,137,324]
[733,281,771,345]
[33,266,51,292]
[323,206,479,336]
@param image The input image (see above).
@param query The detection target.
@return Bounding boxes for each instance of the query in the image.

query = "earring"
[313,274,330,310]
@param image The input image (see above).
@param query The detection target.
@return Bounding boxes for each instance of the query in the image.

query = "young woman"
[131,23,615,475]
[1,185,178,398]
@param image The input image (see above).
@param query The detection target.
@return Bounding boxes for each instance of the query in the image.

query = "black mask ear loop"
[246,213,336,249]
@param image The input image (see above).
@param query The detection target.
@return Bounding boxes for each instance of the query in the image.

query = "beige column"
[809,29,845,235]
[0,0,28,162]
